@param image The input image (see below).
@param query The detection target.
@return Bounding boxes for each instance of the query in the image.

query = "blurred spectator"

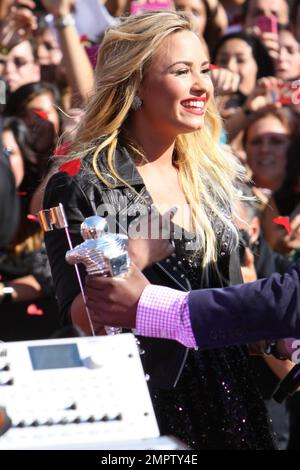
[275,28,300,81]
[262,135,300,257]
[273,135,300,216]
[241,0,289,61]
[291,0,300,43]
[39,0,94,107]
[5,81,62,136]
[213,31,275,155]
[174,0,209,36]
[105,0,130,16]
[174,0,228,51]
[242,0,289,28]
[0,38,41,92]
[243,107,296,192]
[234,182,293,450]
[35,21,63,66]
[0,128,19,249]
[0,115,60,341]
[214,31,274,100]
[2,117,29,187]
[220,0,246,26]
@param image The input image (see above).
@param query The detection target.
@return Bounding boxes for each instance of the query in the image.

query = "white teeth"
[182,100,205,108]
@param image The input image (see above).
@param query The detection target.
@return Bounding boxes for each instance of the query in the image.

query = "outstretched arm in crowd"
[41,0,94,106]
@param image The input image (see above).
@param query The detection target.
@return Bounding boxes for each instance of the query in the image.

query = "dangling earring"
[131,96,142,111]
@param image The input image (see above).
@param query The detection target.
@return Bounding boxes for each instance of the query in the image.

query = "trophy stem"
[104,326,122,335]
[64,227,96,336]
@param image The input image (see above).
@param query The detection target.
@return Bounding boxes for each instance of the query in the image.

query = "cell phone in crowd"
[270,82,299,106]
[255,15,278,34]
[130,0,173,16]
[278,82,294,105]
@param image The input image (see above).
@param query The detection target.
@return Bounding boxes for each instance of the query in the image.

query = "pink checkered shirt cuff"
[136,285,197,348]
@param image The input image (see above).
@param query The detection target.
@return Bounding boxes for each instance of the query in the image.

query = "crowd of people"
[1,0,300,450]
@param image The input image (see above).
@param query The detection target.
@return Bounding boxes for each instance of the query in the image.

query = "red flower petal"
[59,159,81,176]
[27,304,44,316]
[209,64,220,70]
[27,214,39,223]
[273,216,291,235]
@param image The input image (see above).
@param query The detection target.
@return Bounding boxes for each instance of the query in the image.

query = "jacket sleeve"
[43,171,95,325]
[189,259,300,349]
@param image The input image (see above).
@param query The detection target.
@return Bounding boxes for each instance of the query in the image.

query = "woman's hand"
[211,67,240,95]
[243,76,283,114]
[85,264,150,329]
[252,27,280,61]
[127,206,176,270]
[0,5,37,49]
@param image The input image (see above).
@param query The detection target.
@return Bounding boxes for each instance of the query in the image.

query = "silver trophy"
[65,216,130,335]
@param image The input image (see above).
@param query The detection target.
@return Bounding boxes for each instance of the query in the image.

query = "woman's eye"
[251,138,263,145]
[201,68,211,74]
[175,69,189,75]
[271,138,288,145]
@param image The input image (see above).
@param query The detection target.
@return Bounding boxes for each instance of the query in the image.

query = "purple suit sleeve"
[189,259,300,349]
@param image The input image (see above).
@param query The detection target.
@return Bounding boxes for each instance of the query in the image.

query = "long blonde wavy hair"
[71,10,244,267]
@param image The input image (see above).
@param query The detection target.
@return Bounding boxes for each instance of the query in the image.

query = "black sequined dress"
[151,231,275,450]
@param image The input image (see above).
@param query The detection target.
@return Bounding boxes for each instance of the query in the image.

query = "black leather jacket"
[44,146,242,389]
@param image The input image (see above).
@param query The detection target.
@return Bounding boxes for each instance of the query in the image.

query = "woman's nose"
[260,139,271,152]
[278,46,288,61]
[191,72,210,93]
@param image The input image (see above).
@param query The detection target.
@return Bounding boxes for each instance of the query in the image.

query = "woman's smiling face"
[137,30,213,139]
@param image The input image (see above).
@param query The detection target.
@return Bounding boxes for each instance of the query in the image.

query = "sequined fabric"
[151,234,275,450]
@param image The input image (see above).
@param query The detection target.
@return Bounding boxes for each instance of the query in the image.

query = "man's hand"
[85,264,150,329]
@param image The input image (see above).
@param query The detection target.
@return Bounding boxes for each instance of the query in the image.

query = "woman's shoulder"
[43,160,97,212]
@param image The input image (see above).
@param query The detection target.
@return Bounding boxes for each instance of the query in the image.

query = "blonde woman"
[44,11,274,449]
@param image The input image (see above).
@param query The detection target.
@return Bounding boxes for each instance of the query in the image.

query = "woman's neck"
[254,175,284,193]
[127,116,176,166]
